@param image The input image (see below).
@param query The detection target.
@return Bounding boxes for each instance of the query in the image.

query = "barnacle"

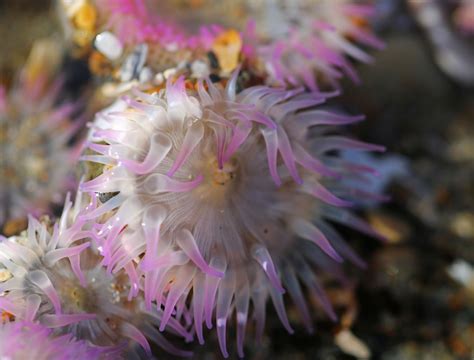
[82,72,384,357]
[0,193,192,358]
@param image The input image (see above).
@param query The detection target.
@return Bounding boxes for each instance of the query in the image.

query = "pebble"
[191,60,210,78]
[450,212,474,239]
[368,211,412,244]
[334,330,371,359]
[0,269,12,282]
[94,31,123,61]
[447,259,474,288]
[120,44,148,82]
[163,67,177,80]
[139,66,153,83]
[154,72,165,85]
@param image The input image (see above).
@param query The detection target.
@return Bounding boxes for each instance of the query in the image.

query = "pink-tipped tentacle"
[235,280,250,358]
[140,205,167,269]
[276,127,303,184]
[143,173,203,194]
[121,322,152,356]
[204,257,227,329]
[167,122,205,176]
[192,274,206,345]
[176,229,224,278]
[261,128,281,186]
[216,272,235,359]
[314,136,386,154]
[28,270,62,314]
[293,143,339,178]
[25,294,42,322]
[252,245,285,294]
[41,313,97,327]
[268,284,294,334]
[122,132,172,174]
[43,242,90,268]
[291,218,343,262]
[159,266,196,332]
[301,181,353,207]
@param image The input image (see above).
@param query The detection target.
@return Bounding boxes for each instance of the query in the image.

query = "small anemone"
[0,318,113,360]
[92,0,223,49]
[82,70,384,357]
[0,193,192,358]
[0,64,82,228]
[243,0,385,91]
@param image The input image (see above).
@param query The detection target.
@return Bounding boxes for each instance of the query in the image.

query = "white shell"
[94,31,123,61]
[191,60,210,78]
[139,67,153,83]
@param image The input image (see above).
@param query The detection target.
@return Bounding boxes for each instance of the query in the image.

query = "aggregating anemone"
[81,71,384,357]
[0,1,387,358]
[0,193,192,358]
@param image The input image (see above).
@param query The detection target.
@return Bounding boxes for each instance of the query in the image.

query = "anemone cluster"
[0,0,385,358]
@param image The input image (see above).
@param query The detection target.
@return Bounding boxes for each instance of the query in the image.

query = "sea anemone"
[0,193,192,358]
[243,0,385,90]
[0,319,111,360]
[0,42,81,229]
[81,72,385,357]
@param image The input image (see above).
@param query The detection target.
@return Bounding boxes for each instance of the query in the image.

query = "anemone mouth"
[190,154,240,205]
[207,156,240,187]
[59,279,96,314]
[45,251,129,318]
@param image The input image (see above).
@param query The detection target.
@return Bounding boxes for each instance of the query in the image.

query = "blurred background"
[0,0,473,359]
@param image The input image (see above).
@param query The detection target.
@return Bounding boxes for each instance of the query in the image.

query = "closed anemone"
[0,193,192,359]
[82,72,385,357]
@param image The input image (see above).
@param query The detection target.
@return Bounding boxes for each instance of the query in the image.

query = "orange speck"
[89,51,112,75]
[1,311,14,323]
[350,16,369,28]
[74,2,97,32]
[189,0,204,8]
[3,217,28,236]
[212,29,242,73]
